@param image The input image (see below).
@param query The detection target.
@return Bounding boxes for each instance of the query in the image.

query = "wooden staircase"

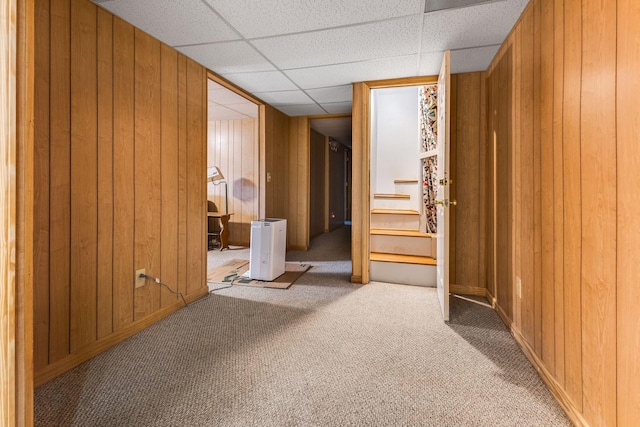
[369,208,437,287]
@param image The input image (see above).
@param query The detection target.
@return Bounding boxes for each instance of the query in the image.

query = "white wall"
[370,86,421,211]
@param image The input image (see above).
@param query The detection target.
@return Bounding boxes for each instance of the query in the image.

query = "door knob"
[434,199,456,207]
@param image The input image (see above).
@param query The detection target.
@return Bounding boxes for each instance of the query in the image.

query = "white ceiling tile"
[252,16,423,69]
[95,0,239,46]
[208,104,250,121]
[321,102,353,115]
[451,45,501,73]
[306,85,353,104]
[275,104,327,117]
[226,102,259,118]
[417,51,447,76]
[253,91,315,106]
[179,41,275,74]
[222,71,299,93]
[204,0,423,39]
[285,55,419,89]
[420,0,528,52]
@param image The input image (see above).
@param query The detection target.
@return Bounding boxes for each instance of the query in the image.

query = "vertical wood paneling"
[134,29,162,320]
[264,106,289,220]
[96,7,113,340]
[33,0,49,369]
[488,0,639,423]
[520,6,535,346]
[309,128,326,239]
[186,58,204,295]
[563,0,583,409]
[33,0,209,383]
[478,72,487,293]
[207,116,259,247]
[177,54,187,298]
[242,118,257,243]
[69,0,98,351]
[48,0,71,362]
[160,44,178,308]
[449,76,457,285]
[552,0,565,387]
[539,0,555,371]
[112,17,135,331]
[617,1,640,424]
[2,0,18,421]
[531,0,542,356]
[454,73,480,288]
[496,55,512,318]
[232,122,240,236]
[580,0,617,425]
[513,26,522,329]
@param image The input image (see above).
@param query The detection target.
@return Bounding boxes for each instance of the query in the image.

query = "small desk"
[207,212,233,250]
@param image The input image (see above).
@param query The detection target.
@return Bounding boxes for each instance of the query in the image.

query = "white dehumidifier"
[248,218,287,281]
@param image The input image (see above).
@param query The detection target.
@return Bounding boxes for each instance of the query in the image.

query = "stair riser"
[370,213,420,230]
[370,234,434,258]
[372,198,414,211]
[369,261,436,287]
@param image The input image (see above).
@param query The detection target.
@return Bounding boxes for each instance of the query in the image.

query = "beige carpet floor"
[34,226,569,426]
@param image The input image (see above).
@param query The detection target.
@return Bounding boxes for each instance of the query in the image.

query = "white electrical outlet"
[516,276,522,298]
[135,269,146,288]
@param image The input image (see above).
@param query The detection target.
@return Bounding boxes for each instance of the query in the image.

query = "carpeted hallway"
[35,226,569,426]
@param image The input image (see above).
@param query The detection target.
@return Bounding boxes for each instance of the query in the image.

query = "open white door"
[436,51,451,321]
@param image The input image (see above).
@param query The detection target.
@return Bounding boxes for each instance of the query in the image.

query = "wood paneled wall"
[328,143,347,231]
[33,0,208,385]
[264,105,289,221]
[449,72,488,295]
[2,0,18,422]
[208,118,259,246]
[287,117,310,250]
[486,0,639,425]
[309,129,326,239]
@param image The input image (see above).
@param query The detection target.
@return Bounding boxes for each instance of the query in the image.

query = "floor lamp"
[207,166,228,214]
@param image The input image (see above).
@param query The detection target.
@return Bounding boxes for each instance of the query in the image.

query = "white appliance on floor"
[248,218,287,281]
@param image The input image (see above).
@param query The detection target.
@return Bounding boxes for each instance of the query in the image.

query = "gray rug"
[35,226,569,426]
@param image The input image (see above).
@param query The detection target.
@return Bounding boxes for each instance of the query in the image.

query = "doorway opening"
[206,78,259,263]
[307,116,353,259]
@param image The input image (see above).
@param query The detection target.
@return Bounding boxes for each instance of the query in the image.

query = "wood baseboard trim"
[288,245,307,251]
[351,275,363,284]
[494,302,589,427]
[450,284,486,297]
[34,286,209,387]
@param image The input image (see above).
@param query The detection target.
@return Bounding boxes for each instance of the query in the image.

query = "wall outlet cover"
[135,269,146,288]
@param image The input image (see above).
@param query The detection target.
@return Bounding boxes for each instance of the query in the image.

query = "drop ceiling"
[93,0,528,117]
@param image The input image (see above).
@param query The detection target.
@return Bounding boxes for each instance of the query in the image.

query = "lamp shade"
[207,166,225,182]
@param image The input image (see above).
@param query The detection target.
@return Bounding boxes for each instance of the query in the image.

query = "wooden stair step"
[394,179,419,184]
[370,252,436,266]
[373,193,410,199]
[371,208,419,215]
[370,228,432,238]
